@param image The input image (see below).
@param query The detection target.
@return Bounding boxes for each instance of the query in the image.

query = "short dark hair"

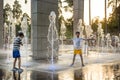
[76,31,80,34]
[18,32,24,37]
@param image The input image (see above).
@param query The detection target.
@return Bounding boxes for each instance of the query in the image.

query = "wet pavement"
[0,48,120,80]
[0,62,120,80]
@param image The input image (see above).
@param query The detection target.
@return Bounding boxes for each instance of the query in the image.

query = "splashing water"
[21,14,30,67]
[77,19,84,38]
[60,21,66,53]
[97,23,104,53]
[47,11,59,71]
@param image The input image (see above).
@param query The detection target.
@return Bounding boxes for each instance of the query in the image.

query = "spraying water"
[21,14,29,67]
[97,23,104,53]
[47,11,59,71]
[85,25,93,55]
[77,19,84,38]
[6,11,14,64]
[3,23,8,50]
[60,21,66,53]
[106,33,113,50]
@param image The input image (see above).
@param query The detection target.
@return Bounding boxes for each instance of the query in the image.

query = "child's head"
[76,31,80,37]
[18,32,24,38]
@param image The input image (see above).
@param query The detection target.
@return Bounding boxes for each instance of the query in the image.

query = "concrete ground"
[0,45,120,80]
[0,58,120,80]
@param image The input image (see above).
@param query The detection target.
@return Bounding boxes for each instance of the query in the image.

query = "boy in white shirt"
[71,32,84,66]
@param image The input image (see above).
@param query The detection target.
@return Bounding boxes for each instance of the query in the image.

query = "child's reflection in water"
[13,72,21,80]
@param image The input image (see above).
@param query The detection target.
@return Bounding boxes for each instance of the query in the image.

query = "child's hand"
[21,44,23,46]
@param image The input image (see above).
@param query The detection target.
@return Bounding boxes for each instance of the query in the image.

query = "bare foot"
[70,63,74,67]
[82,64,85,67]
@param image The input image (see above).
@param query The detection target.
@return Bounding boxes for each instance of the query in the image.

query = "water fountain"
[21,14,29,67]
[7,11,13,49]
[5,11,14,64]
[3,23,8,50]
[60,21,66,53]
[114,35,119,53]
[97,23,105,53]
[77,19,84,38]
[85,25,93,39]
[47,11,59,71]
[11,18,16,42]
[97,23,104,53]
[106,33,113,49]
[84,25,93,56]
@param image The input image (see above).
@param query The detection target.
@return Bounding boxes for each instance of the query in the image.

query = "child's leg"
[13,58,17,68]
[79,54,84,66]
[71,54,76,65]
[17,57,23,73]
[18,57,21,69]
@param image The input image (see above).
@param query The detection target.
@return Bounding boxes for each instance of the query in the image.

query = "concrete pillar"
[73,0,84,36]
[31,0,58,59]
[0,0,3,48]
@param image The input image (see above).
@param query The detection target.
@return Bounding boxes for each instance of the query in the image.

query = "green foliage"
[25,0,27,4]
[28,24,31,38]
[21,13,31,38]
[16,23,21,36]
[108,0,120,10]
[107,7,120,34]
[65,18,73,39]
[58,15,64,36]
[91,3,120,34]
[3,4,12,23]
[64,0,73,7]
[12,0,22,19]
[3,1,31,38]
[58,0,73,39]
[91,17,99,32]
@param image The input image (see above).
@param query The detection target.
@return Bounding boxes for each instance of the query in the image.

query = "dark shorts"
[13,49,20,58]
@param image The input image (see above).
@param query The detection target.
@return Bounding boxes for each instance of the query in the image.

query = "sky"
[4,0,112,25]
[84,0,112,24]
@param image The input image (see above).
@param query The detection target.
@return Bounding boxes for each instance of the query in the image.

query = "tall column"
[73,0,84,36]
[31,0,58,59]
[105,0,107,34]
[89,0,91,25]
[0,0,3,48]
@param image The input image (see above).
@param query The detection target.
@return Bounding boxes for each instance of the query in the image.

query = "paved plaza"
[0,45,120,80]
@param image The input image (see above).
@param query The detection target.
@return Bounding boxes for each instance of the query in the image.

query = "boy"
[71,32,84,66]
[12,32,24,73]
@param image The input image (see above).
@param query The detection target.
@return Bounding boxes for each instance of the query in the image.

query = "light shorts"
[74,49,82,54]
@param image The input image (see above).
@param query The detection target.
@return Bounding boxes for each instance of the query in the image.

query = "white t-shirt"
[73,38,83,50]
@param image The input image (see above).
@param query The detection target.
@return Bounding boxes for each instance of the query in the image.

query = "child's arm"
[19,39,23,46]
[82,38,94,41]
[21,43,23,46]
[20,41,23,46]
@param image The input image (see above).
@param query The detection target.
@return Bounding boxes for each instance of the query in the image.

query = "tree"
[58,0,73,39]
[4,1,31,37]
[107,5,120,34]
[3,4,12,24]
[108,0,120,10]
[91,17,100,32]
[65,18,73,39]
[21,13,31,38]
[64,0,73,7]
[107,0,120,34]
[25,0,27,4]
[12,0,22,19]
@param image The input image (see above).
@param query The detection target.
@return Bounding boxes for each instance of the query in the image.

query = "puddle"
[0,62,120,80]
